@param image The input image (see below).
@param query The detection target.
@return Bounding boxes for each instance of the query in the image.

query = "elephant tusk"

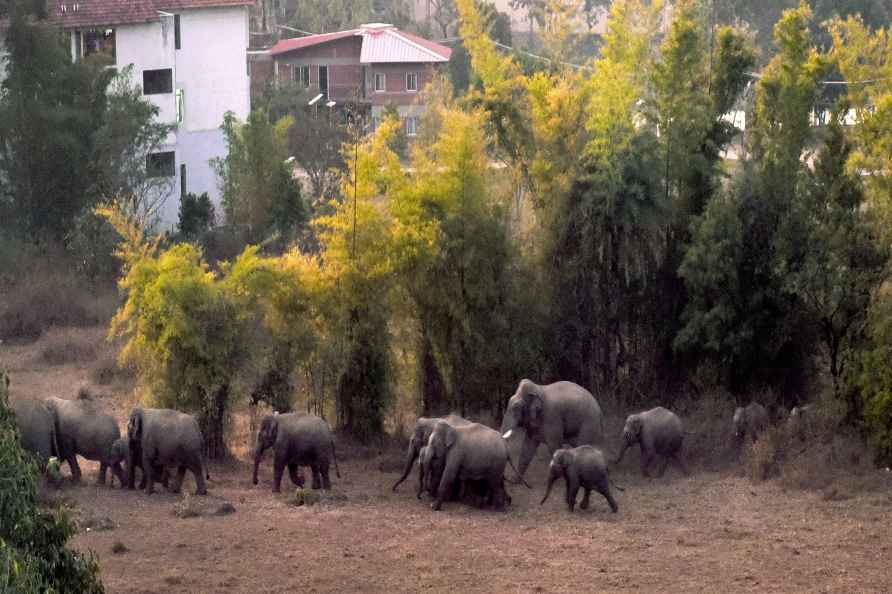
[502,430,513,439]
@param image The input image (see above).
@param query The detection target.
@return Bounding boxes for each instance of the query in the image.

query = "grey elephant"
[541,445,619,513]
[427,421,519,511]
[252,412,341,493]
[500,379,604,481]
[108,438,169,490]
[392,414,470,492]
[417,444,436,499]
[127,407,208,495]
[10,397,59,469]
[733,402,770,443]
[615,407,688,478]
[44,394,125,485]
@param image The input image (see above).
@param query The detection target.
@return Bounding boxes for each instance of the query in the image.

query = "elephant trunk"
[614,440,630,465]
[252,442,266,485]
[540,473,559,505]
[392,443,419,492]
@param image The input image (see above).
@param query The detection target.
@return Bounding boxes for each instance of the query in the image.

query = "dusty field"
[4,331,892,594]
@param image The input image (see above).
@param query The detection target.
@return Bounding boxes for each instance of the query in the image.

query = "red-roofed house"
[47,0,254,227]
[264,23,451,137]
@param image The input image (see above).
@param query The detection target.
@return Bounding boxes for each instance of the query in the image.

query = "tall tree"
[213,109,307,244]
[0,10,113,240]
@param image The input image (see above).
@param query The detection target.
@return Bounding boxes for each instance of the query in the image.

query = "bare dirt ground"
[5,331,892,594]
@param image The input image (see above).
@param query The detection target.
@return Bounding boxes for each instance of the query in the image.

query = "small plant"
[111,542,128,555]
[172,494,203,519]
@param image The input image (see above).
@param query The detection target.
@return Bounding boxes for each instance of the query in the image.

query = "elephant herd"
[11,388,340,498]
[393,379,690,514]
[10,380,787,514]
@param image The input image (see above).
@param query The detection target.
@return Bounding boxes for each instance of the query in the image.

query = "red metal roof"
[269,24,451,63]
[269,29,359,56]
[49,0,254,29]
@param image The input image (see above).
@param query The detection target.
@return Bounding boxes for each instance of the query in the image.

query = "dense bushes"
[0,367,105,593]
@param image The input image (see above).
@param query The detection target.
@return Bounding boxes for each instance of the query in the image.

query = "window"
[83,28,115,62]
[143,69,173,95]
[174,14,181,50]
[175,89,185,124]
[180,163,187,196]
[318,65,329,100]
[374,72,386,93]
[406,116,418,137]
[406,72,418,92]
[147,152,175,178]
[293,65,310,88]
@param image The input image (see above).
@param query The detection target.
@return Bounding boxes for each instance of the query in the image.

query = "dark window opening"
[180,163,187,195]
[143,69,173,95]
[174,14,181,50]
[147,151,176,178]
[318,65,328,100]
[83,28,115,62]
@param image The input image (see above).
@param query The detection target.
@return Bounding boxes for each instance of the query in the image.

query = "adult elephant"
[10,397,58,469]
[45,394,125,485]
[392,414,470,492]
[733,402,770,443]
[427,421,516,511]
[127,407,208,495]
[500,379,604,481]
[615,407,688,478]
[252,412,340,493]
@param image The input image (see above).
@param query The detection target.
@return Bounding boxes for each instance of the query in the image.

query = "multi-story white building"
[52,0,253,226]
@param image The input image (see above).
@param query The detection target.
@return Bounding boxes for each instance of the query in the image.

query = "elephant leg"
[319,460,332,490]
[489,476,507,511]
[157,465,170,489]
[143,454,155,494]
[515,437,539,481]
[310,465,322,490]
[137,466,148,490]
[433,460,460,511]
[110,462,126,488]
[171,465,186,493]
[98,462,108,485]
[580,489,591,510]
[673,452,689,476]
[288,463,305,487]
[640,451,653,478]
[67,454,82,482]
[272,454,286,493]
[566,475,580,512]
[656,456,671,478]
[191,462,207,495]
[597,479,618,513]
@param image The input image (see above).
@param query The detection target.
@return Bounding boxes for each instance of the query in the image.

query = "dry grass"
[36,327,103,366]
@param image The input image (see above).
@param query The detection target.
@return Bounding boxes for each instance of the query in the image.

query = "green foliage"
[0,12,170,240]
[855,297,892,465]
[0,10,113,240]
[213,109,308,245]
[0,367,105,593]
[177,192,216,241]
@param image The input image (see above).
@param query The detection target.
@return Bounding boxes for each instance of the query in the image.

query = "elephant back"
[48,396,120,460]
[10,398,55,465]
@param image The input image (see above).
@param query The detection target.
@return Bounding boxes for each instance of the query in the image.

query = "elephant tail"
[330,439,341,479]
[505,453,532,489]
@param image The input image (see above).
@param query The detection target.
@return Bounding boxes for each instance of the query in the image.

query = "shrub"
[0,367,105,593]
[37,327,101,366]
[177,192,216,241]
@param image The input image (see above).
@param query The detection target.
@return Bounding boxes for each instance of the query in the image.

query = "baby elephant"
[733,402,769,443]
[108,438,170,490]
[615,407,688,478]
[541,446,619,513]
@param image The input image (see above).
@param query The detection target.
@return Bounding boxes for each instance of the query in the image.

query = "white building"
[53,0,253,227]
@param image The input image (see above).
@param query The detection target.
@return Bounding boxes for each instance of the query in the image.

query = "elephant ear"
[528,392,544,430]
[128,409,143,441]
[444,426,457,449]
